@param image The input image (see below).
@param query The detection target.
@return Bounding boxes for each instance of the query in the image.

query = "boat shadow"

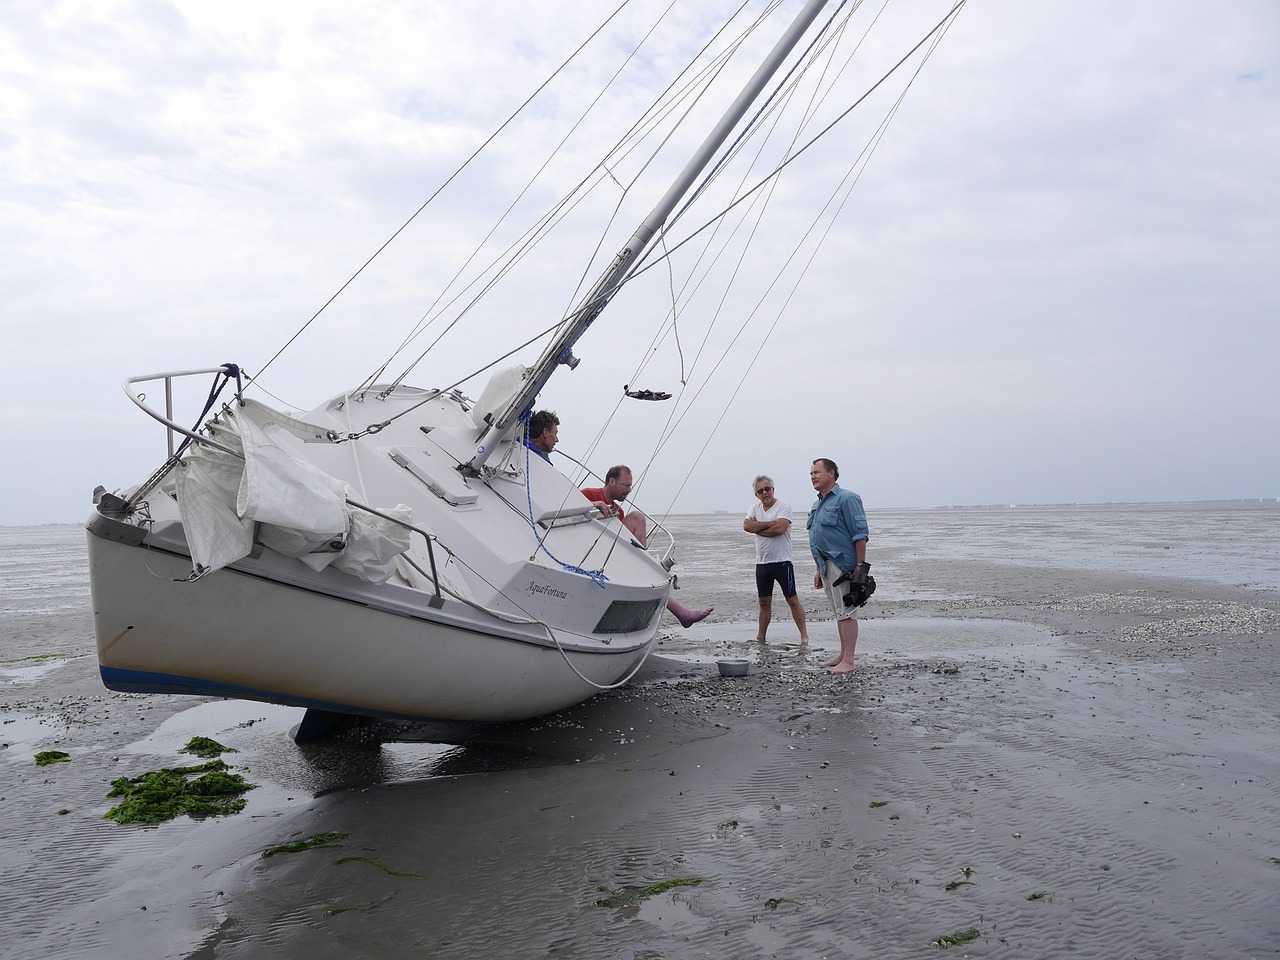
[292,654,725,786]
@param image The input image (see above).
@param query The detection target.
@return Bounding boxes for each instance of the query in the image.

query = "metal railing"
[124,366,242,458]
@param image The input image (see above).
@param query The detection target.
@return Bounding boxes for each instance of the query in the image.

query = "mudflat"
[3,514,1279,958]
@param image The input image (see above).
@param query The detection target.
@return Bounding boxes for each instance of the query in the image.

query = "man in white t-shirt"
[743,474,809,645]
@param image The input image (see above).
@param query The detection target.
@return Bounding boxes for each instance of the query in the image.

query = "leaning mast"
[465,0,834,471]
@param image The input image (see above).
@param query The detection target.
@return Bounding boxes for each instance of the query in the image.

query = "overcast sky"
[3,0,1277,526]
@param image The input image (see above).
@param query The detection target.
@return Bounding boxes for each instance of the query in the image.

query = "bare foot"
[678,606,713,629]
[821,654,841,668]
[799,636,809,645]
[756,637,767,643]
[827,661,856,674]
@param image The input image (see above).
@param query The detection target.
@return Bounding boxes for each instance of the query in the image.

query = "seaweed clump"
[263,832,351,858]
[182,736,236,759]
[934,927,981,948]
[334,855,420,877]
[35,750,71,766]
[595,877,704,909]
[104,737,254,824]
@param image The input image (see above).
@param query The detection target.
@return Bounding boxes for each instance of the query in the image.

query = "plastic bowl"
[717,658,750,677]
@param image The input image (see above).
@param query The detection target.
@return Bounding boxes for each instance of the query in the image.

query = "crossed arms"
[743,516,790,537]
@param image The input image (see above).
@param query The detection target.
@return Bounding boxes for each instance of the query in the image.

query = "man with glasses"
[743,475,809,645]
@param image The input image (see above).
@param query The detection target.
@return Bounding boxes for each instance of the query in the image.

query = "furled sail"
[175,399,411,582]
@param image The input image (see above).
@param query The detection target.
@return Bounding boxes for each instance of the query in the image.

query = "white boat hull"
[88,529,653,723]
[87,382,672,726]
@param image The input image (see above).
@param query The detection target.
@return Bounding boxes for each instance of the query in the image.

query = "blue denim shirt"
[807,483,869,573]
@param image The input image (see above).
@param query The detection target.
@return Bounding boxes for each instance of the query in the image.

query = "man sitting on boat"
[526,409,559,460]
[582,465,713,629]
[581,464,645,541]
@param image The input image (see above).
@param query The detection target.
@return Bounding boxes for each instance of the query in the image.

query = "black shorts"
[756,561,797,599]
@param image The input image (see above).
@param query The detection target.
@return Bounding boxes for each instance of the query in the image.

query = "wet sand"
[4,524,1280,958]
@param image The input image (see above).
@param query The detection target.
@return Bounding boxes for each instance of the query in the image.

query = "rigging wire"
[373,0,693,395]
[636,0,875,454]
[250,0,636,390]
[558,0,966,515]
[372,0,759,397]
[639,3,857,394]
[657,2,968,512]
[557,0,814,488]
[323,2,782,441]
[593,1,966,506]
[258,0,967,475]
[647,0,853,259]
[628,0,967,287]
[573,0,857,506]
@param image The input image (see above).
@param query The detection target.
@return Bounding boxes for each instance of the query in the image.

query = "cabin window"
[593,598,662,634]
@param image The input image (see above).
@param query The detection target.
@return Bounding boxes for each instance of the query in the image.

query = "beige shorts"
[821,559,860,621]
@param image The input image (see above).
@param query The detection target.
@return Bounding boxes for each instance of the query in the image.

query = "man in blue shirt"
[526,410,559,460]
[806,457,869,674]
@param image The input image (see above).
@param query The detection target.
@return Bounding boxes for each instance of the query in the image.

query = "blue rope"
[520,414,609,589]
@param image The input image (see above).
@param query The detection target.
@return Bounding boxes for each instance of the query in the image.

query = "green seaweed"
[944,880,975,891]
[262,832,350,858]
[35,750,71,766]
[182,736,236,758]
[765,897,803,909]
[1026,890,1051,901]
[934,927,981,948]
[334,855,420,877]
[104,759,255,824]
[869,800,889,808]
[595,877,704,908]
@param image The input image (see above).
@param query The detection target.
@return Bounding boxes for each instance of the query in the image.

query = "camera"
[832,562,876,608]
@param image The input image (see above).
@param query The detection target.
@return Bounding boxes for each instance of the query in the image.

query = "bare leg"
[827,617,859,674]
[756,595,773,642]
[784,594,809,644]
[667,596,713,629]
[622,511,648,548]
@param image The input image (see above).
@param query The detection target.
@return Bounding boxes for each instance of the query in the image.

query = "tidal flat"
[3,505,1278,958]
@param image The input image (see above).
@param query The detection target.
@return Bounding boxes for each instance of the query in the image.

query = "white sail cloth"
[174,399,411,582]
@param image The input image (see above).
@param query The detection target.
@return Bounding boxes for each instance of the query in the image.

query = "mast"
[465,0,833,471]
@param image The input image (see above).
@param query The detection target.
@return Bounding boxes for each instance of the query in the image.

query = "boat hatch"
[390,445,479,505]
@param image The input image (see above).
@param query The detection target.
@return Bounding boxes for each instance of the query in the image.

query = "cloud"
[2,0,1277,525]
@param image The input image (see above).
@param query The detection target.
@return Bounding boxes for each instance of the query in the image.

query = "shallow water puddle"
[123,698,299,757]
[376,740,471,780]
[0,658,69,683]
[0,713,67,756]
[874,616,1056,660]
[631,889,703,928]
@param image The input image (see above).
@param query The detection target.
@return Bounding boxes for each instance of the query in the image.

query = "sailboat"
[85,0,965,738]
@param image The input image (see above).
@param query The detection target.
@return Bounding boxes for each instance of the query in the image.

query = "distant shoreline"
[7,497,1276,529]
[882,497,1280,510]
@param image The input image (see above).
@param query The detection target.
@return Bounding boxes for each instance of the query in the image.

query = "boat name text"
[527,582,568,599]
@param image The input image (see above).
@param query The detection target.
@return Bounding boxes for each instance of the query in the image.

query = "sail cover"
[175,399,410,582]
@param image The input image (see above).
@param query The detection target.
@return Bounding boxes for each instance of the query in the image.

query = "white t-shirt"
[746,498,794,564]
